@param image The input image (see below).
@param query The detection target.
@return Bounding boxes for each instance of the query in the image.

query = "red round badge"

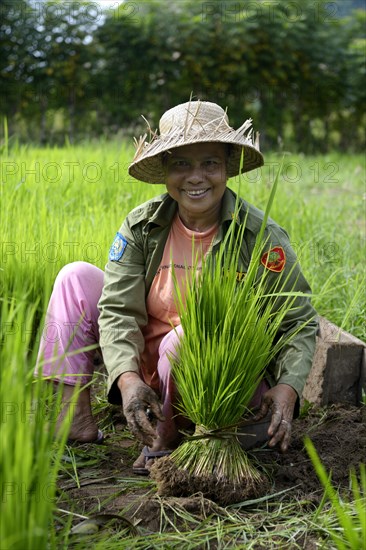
[260,246,286,272]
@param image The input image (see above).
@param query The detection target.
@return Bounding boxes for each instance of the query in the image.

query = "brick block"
[302,316,366,406]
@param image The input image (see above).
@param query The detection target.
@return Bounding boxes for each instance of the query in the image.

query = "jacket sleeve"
[261,227,318,398]
[98,216,147,405]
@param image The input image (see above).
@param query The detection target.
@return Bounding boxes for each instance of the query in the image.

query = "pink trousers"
[36,261,268,432]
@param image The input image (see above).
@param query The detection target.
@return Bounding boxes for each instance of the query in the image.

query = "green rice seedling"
[305,437,366,550]
[151,164,314,504]
[0,294,72,550]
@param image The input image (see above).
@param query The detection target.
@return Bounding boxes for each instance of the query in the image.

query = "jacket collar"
[219,187,245,225]
[146,194,177,229]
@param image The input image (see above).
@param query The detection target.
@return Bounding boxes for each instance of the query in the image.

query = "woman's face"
[164,142,228,229]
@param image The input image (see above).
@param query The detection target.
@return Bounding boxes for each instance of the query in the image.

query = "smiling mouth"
[184,189,209,197]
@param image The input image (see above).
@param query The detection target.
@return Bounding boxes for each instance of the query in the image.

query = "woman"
[36,101,317,474]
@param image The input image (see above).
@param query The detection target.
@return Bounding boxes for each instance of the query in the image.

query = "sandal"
[132,445,172,475]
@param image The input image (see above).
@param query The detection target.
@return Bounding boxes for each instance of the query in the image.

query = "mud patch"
[253,404,366,499]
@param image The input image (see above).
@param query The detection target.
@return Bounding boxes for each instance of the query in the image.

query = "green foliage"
[0,294,71,549]
[0,0,100,142]
[305,437,366,550]
[0,0,364,150]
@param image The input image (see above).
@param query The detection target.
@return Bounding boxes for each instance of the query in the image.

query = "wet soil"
[256,404,366,498]
[58,403,365,535]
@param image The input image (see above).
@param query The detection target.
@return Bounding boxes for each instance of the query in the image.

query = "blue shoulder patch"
[109,232,127,261]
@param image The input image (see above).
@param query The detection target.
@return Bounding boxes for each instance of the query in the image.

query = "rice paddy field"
[0,142,365,549]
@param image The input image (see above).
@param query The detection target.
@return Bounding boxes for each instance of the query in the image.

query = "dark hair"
[161,151,170,166]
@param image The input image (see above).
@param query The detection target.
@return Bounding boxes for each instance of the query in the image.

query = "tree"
[0,0,38,132]
[0,0,364,150]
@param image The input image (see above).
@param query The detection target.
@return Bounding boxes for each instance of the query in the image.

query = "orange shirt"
[140,213,217,388]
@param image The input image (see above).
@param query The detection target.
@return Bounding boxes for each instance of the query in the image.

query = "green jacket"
[98,188,318,405]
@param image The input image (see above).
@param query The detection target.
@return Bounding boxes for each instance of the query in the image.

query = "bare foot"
[56,384,99,443]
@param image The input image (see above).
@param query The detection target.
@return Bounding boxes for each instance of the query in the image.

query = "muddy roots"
[150,456,270,506]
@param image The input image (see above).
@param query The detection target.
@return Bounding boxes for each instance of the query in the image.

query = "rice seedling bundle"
[151,173,310,504]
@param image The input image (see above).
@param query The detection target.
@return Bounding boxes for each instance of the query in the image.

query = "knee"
[158,325,183,358]
[55,261,103,288]
[157,325,183,379]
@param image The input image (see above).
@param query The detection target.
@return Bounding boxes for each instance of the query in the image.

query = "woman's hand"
[254,383,298,453]
[117,372,165,447]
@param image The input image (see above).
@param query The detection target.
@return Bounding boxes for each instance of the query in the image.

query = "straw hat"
[128,100,264,184]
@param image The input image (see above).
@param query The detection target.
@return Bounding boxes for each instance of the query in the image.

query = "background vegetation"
[0,0,365,151]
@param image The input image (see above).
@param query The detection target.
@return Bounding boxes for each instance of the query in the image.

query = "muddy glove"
[117,372,165,447]
[254,383,298,453]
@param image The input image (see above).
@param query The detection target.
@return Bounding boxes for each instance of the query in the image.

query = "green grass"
[305,437,366,550]
[0,141,365,548]
[0,294,72,549]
